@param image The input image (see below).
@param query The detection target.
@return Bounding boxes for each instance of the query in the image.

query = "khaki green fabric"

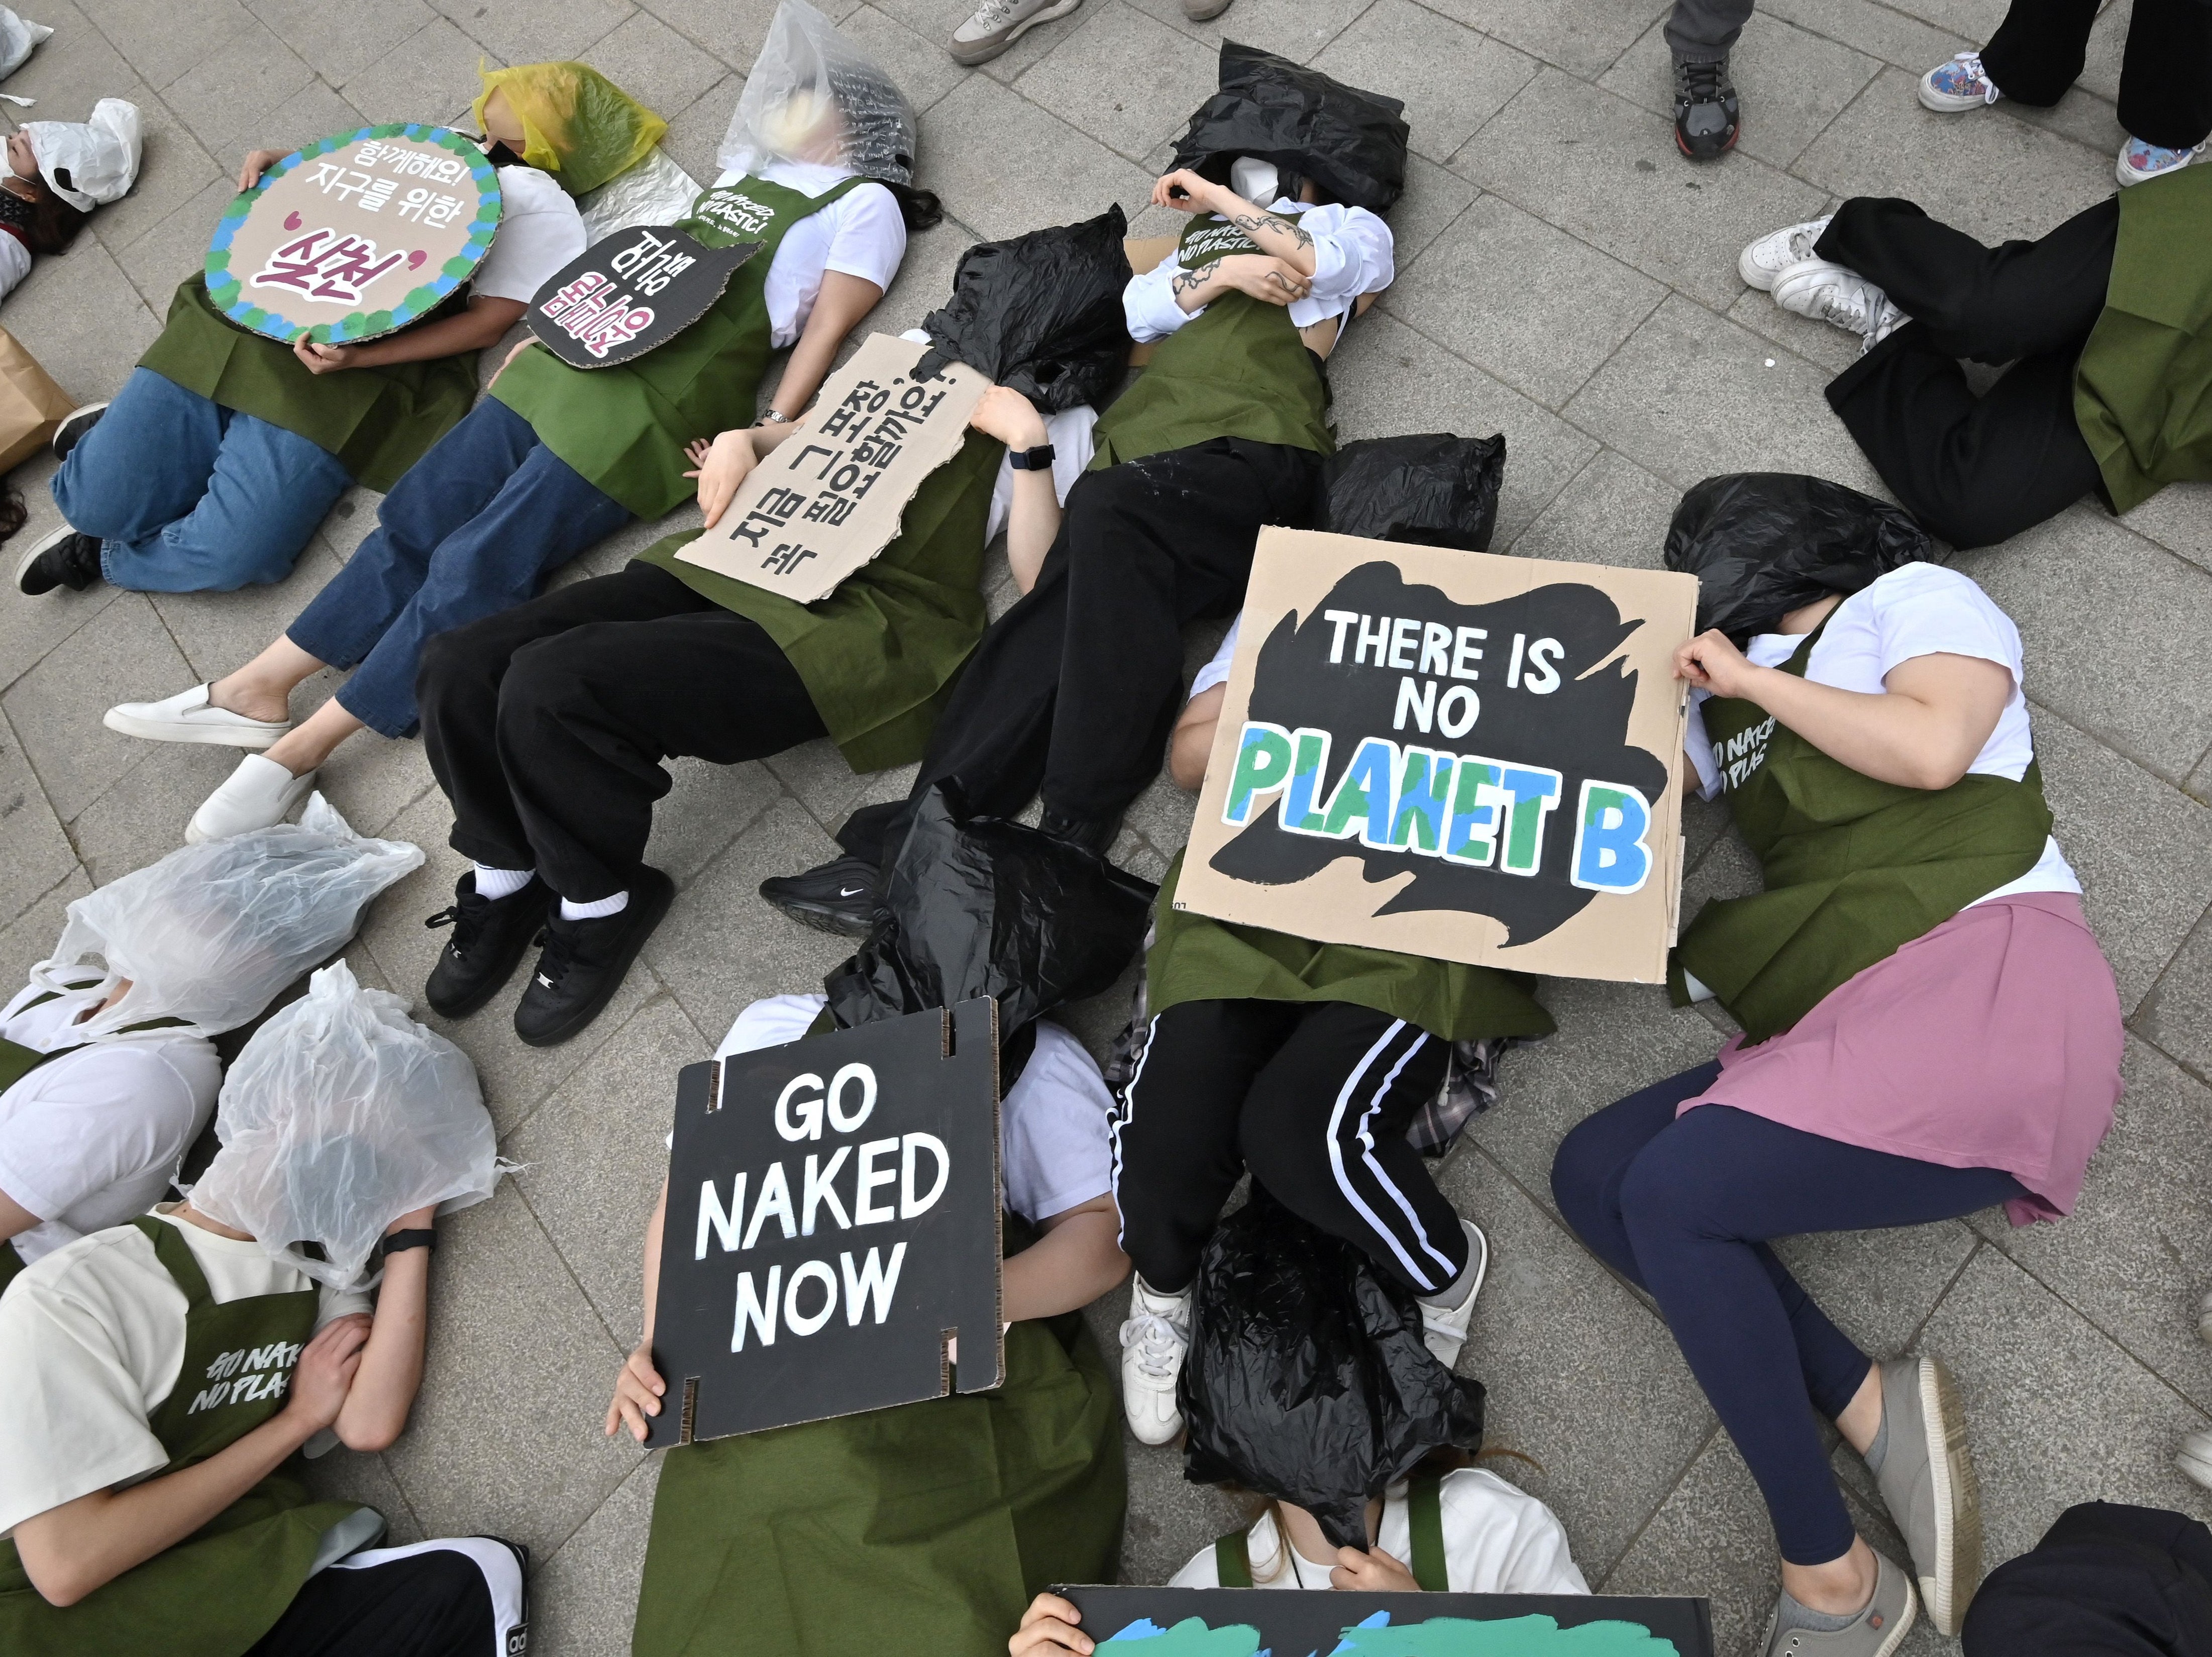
[1147,852,1553,1043]
[473,62,666,195]
[639,426,1002,772]
[2075,163,2212,514]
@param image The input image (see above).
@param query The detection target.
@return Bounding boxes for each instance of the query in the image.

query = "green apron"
[2073,161,2212,514]
[1671,623,2053,1044]
[1090,214,1335,468]
[1212,1468,1449,1589]
[0,1216,369,1656]
[493,174,871,519]
[638,427,1003,771]
[1146,852,1553,1044]
[138,278,478,493]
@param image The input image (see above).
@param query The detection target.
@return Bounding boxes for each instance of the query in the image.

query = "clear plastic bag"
[718,0,918,186]
[27,794,424,1040]
[191,960,500,1290]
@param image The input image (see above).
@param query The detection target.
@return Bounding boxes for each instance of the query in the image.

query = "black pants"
[1816,194,2117,549]
[835,437,1324,865]
[1982,0,2212,149]
[418,561,827,902]
[1110,999,1467,1297]
[247,1539,519,1657]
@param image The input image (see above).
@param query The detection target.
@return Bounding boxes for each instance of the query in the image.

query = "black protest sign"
[526,226,761,366]
[646,1000,1002,1447]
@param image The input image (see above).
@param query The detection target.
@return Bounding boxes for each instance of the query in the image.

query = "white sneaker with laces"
[1416,1218,1489,1369]
[186,753,315,843]
[104,682,291,749]
[1739,217,1835,291]
[1119,1276,1191,1445]
[1772,259,1906,343]
[2118,137,2208,187]
[950,0,1081,65]
[1918,52,2001,113]
[2180,1428,2212,1492]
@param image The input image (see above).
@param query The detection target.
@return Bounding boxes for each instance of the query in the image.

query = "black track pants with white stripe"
[1110,998,1468,1297]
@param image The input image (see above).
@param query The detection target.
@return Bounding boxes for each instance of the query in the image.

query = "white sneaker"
[1416,1219,1488,1369]
[1118,1276,1191,1445]
[2198,1287,2212,1344]
[2119,137,2208,187]
[1919,52,2001,113]
[950,0,1080,65]
[2180,1429,2212,1492]
[185,754,315,843]
[104,683,291,750]
[1772,258,1907,343]
[1738,217,1834,291]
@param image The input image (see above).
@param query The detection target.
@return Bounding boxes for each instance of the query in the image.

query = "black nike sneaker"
[1673,54,1740,160]
[513,867,676,1048]
[423,873,553,1019]
[758,854,882,937]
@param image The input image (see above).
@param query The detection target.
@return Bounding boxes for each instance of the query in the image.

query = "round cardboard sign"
[203,124,502,346]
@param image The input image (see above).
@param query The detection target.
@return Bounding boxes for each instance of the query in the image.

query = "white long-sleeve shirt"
[1123,197,1395,344]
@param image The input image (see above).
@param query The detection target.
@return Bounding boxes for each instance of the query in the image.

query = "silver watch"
[760,409,793,424]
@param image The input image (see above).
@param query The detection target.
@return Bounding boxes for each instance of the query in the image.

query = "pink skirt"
[1679,891,2124,1225]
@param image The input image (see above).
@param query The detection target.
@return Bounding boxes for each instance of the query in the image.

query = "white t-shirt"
[715,994,1113,1226]
[1682,563,2078,904]
[1192,613,1242,699]
[1169,1467,1590,1594]
[469,164,588,303]
[0,1207,369,1535]
[1125,198,1395,343]
[710,159,906,347]
[0,982,219,1268]
[891,330,1100,544]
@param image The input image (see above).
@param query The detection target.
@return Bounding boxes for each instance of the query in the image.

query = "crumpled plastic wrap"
[719,0,917,186]
[1169,40,1409,214]
[916,206,1133,413]
[576,145,703,242]
[0,8,53,82]
[1319,432,1507,552]
[472,62,667,197]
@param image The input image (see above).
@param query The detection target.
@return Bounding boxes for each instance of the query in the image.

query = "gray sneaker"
[1183,0,1233,17]
[1761,1551,1916,1657]
[1871,1356,1982,1636]
[950,0,1081,64]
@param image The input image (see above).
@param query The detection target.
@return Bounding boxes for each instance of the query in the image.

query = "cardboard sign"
[205,124,500,346]
[525,226,761,366]
[646,1000,1003,1447]
[674,331,988,603]
[1061,1588,1715,1656]
[1177,531,1698,983]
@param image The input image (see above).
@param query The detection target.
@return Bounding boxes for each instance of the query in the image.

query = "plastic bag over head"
[1664,472,1932,642]
[26,794,424,1040]
[0,8,53,81]
[23,97,141,211]
[190,960,499,1289]
[1169,41,1408,214]
[1320,433,1507,552]
[473,62,667,196]
[915,206,1133,413]
[719,0,917,186]
[1180,1186,1485,1549]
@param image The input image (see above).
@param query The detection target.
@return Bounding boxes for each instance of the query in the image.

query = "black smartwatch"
[382,1228,437,1257]
[1008,444,1056,472]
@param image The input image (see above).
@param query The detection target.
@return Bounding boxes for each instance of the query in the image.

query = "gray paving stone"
[645,757,784,887]
[2116,481,2212,577]
[79,0,257,91]
[566,6,729,123]
[1725,281,1862,377]
[339,17,499,126]
[1014,2,1216,166]
[1388,152,1479,271]
[1311,0,1540,167]
[2138,909,2212,1086]
[530,1454,660,1656]
[865,0,1065,85]
[1770,1216,1980,1362]
[838,2,970,117]
[2,592,187,820]
[1872,0,2012,52]
[158,24,319,160]
[1502,446,1679,566]
[639,0,859,71]
[1118,1398,1251,1584]
[4,234,161,405]
[312,726,440,842]
[88,97,226,266]
[147,544,342,683]
[1601,11,1881,170]
[243,0,439,89]
[425,0,634,68]
[300,1445,425,1545]
[918,72,1154,242]
[253,75,371,158]
[1419,0,1668,80]
[761,737,902,835]
[64,739,237,883]
[2076,0,2130,102]
[0,866,89,987]
[1761,0,1970,77]
[1118,0,1372,63]
[1996,78,2127,154]
[0,706,75,925]
[116,173,243,314]
[4,0,143,121]
[1597,1429,1777,1655]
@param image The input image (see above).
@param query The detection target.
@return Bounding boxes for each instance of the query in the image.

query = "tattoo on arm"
[1170,266,1216,298]
[1231,212,1315,252]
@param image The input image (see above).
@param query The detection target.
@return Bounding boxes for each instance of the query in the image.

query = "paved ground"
[3,0,2210,1649]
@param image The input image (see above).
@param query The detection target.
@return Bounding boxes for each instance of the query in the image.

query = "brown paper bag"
[0,328,74,473]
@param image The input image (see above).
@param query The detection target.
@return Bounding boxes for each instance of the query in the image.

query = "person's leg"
[2113,0,2212,149]
[1549,1061,1724,1281]
[49,369,226,547]
[246,1537,524,1657]
[1977,0,2101,106]
[1664,0,1754,59]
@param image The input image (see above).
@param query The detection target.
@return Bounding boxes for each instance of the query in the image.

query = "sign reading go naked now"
[1178,530,1698,984]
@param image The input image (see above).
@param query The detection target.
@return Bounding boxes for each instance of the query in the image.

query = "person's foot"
[512,867,676,1048]
[1182,0,1232,17]
[1867,1356,1981,1636]
[424,873,554,1020]
[2198,1286,2212,1344]
[14,526,102,596]
[104,682,292,749]
[1672,54,1739,160]
[186,753,315,843]
[1771,259,1907,345]
[50,399,109,462]
[2119,137,2207,187]
[1761,1551,1916,1656]
[1416,1218,1489,1369]
[1918,52,2000,113]
[1119,1276,1192,1445]
[759,854,882,937]
[2178,1428,2212,1492]
[1037,803,1122,855]
[1739,217,1835,291]
[949,0,1080,64]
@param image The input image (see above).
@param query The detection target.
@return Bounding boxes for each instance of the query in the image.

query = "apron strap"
[0,1237,24,1296]
[1407,1469,1449,1591]
[130,1214,219,1316]
[1213,1526,1254,1588]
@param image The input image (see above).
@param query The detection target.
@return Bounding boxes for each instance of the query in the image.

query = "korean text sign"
[526,225,761,367]
[1177,530,1698,983]
[646,1000,1003,1447]
[675,332,988,603]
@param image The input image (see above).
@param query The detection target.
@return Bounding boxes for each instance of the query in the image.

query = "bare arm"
[969,385,1060,594]
[330,1205,437,1451]
[1153,169,1316,277]
[0,1187,36,1244]
[1170,683,1226,792]
[769,270,885,422]
[293,296,528,375]
[606,1179,669,1444]
[1001,1196,1128,1323]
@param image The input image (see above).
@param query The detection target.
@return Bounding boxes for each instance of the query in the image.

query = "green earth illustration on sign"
[1099,1611,1683,1656]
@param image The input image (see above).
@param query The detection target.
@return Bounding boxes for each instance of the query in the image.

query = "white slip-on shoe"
[104,683,292,749]
[1772,259,1906,342]
[185,754,315,843]
[1739,217,1834,291]
[2180,1429,2212,1492]
[1118,1276,1192,1446]
[1417,1218,1489,1369]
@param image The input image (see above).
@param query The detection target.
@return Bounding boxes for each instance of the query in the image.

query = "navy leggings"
[1551,1063,2025,1565]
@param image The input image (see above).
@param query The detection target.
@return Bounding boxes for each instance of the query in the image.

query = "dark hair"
[884,180,942,233]
[9,176,87,255]
[0,489,24,546]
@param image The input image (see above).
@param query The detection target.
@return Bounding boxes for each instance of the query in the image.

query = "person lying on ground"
[0,98,140,309]
[1551,560,2123,1650]
[605,992,1128,1657]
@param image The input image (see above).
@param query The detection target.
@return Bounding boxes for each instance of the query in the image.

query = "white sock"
[473,865,535,901]
[560,890,629,921]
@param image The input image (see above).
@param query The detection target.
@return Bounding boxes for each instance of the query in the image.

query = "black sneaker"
[759,854,882,937]
[423,873,552,1020]
[1673,54,1740,159]
[15,527,102,596]
[50,400,109,462]
[512,866,675,1048]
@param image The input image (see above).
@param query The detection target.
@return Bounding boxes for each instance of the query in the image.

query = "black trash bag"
[1180,1186,1485,1551]
[823,784,1156,1040]
[1168,41,1410,215]
[1320,433,1507,552]
[915,206,1134,414]
[1663,472,1932,642]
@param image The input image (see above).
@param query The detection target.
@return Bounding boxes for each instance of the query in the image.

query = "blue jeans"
[286,397,631,739]
[1551,1064,2025,1566]
[52,368,351,592]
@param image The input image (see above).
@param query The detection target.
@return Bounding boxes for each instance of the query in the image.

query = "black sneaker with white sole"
[512,866,675,1048]
[423,873,553,1019]
[50,400,109,462]
[15,527,103,596]
[1674,54,1740,159]
[758,854,882,937]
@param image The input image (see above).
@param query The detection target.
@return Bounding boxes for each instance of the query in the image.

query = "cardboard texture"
[675,331,987,603]
[1061,1587,1716,1656]
[526,225,762,366]
[646,999,1003,1448]
[0,328,73,471]
[1123,235,1178,368]
[1177,529,1697,984]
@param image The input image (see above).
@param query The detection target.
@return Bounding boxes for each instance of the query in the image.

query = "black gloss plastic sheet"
[1319,432,1507,552]
[1168,41,1410,215]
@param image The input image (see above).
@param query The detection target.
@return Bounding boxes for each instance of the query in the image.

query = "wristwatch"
[759,409,793,425]
[1008,444,1056,471]
[382,1228,437,1257]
